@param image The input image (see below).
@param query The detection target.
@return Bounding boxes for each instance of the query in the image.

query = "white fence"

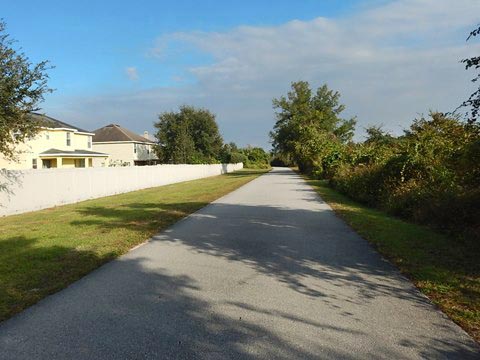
[0,163,243,217]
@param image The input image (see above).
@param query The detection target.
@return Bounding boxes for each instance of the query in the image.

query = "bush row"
[315,113,479,240]
[220,143,271,169]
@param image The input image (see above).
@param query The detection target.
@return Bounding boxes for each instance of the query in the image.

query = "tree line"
[270,80,479,241]
[270,25,479,241]
[153,105,270,168]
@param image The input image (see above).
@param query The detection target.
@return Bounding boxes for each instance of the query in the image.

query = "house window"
[88,136,92,148]
[74,159,85,168]
[66,132,71,146]
[147,145,150,154]
[134,143,137,153]
[32,159,37,169]
[42,159,52,168]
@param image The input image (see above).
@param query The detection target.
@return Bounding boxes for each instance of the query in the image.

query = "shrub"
[230,152,247,164]
[329,113,480,241]
[240,147,271,169]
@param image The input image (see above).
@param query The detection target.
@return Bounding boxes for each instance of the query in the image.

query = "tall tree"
[183,106,223,160]
[154,105,223,164]
[458,25,480,123]
[270,81,356,173]
[0,21,53,160]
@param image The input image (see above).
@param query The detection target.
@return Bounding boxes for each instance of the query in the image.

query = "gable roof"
[92,124,155,143]
[30,113,91,133]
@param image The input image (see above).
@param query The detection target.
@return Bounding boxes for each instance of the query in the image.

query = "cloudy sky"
[3,0,479,148]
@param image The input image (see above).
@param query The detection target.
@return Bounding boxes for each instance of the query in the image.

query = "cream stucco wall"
[0,128,99,170]
[92,142,158,166]
[92,142,135,166]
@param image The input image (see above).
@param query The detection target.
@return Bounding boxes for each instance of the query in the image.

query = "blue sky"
[3,1,371,93]
[2,0,479,148]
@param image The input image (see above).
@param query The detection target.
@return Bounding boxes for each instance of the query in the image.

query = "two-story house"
[92,124,158,166]
[0,113,108,170]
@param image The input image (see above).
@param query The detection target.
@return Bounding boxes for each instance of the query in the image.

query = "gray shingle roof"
[92,124,155,143]
[30,113,91,133]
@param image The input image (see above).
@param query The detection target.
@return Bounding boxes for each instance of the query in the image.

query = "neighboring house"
[92,124,158,166]
[0,113,108,170]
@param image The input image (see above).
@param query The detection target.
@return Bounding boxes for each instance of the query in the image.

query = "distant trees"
[219,142,270,168]
[219,142,245,164]
[154,105,223,164]
[0,21,52,160]
[238,146,271,169]
[270,81,356,175]
[154,105,270,167]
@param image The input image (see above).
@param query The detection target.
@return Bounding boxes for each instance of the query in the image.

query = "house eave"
[93,140,155,145]
[40,127,95,136]
[39,153,108,158]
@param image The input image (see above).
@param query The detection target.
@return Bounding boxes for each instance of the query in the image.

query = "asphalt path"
[0,168,479,359]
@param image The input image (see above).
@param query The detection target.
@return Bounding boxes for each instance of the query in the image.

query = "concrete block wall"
[0,163,243,216]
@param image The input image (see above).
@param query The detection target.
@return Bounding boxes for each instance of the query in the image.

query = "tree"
[239,146,271,169]
[154,105,223,164]
[458,25,480,123]
[270,81,356,173]
[219,142,243,163]
[0,21,53,160]
[364,125,395,146]
[219,143,270,168]
[185,106,223,160]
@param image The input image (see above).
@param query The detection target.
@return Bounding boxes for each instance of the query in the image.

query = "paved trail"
[0,168,479,359]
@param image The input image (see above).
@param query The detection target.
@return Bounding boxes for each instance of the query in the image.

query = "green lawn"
[0,169,268,322]
[306,178,480,343]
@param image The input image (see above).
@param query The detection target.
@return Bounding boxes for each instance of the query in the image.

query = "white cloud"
[46,0,480,147]
[125,67,139,81]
